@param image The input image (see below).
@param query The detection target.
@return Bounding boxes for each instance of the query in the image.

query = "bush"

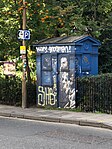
[0,76,36,107]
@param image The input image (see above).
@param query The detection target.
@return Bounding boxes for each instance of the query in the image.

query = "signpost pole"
[22,0,27,108]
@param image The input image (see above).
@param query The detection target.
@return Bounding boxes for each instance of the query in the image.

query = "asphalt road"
[0,116,112,149]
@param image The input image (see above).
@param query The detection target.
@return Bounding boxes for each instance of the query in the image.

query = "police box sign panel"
[18,30,30,40]
[36,46,74,53]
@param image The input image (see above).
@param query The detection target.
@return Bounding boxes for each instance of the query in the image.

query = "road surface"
[0,116,112,149]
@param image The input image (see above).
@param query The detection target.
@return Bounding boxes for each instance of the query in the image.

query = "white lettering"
[36,46,72,53]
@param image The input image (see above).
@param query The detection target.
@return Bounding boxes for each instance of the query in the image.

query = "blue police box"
[33,35,101,108]
[33,35,101,77]
[74,35,101,77]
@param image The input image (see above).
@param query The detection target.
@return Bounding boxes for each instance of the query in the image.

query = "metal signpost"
[18,0,30,108]
[22,0,27,108]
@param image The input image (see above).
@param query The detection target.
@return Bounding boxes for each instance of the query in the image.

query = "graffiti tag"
[36,46,72,53]
[38,86,56,106]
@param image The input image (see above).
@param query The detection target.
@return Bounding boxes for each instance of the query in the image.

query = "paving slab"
[0,105,112,130]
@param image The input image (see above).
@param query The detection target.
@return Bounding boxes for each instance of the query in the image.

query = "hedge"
[0,76,36,107]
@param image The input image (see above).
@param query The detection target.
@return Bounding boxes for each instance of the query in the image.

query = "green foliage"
[99,27,112,73]
[0,0,112,75]
[0,77,22,105]
[0,0,20,60]
[0,76,36,106]
[27,80,36,106]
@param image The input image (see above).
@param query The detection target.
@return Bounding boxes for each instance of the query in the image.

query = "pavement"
[0,105,112,130]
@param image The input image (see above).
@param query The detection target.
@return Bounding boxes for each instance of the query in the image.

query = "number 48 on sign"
[18,30,30,40]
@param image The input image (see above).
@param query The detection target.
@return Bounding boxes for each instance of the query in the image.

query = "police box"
[33,35,101,108]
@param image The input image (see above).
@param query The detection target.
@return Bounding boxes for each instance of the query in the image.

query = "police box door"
[37,53,76,108]
[58,54,76,108]
[37,54,58,107]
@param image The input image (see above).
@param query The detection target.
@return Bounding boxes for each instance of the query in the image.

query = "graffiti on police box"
[38,86,57,106]
[36,46,72,53]
[60,57,76,108]
[60,72,76,109]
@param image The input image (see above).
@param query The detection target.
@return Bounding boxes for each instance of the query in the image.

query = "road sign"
[20,46,26,54]
[18,30,30,40]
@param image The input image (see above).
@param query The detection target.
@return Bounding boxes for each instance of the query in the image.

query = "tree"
[0,0,20,61]
[0,0,112,73]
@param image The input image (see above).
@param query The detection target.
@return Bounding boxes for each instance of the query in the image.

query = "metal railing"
[0,74,112,114]
[76,76,112,114]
